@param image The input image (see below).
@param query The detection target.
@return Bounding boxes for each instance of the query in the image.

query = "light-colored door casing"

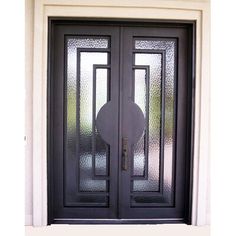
[25,0,210,226]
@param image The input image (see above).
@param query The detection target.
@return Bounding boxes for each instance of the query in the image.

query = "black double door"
[48,20,194,224]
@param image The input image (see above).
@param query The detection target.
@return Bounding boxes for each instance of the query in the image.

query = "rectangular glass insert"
[131,39,176,206]
[66,37,110,206]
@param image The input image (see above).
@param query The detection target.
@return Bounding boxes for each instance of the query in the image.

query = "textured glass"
[131,196,165,204]
[79,52,108,191]
[133,69,146,176]
[132,39,175,205]
[66,38,78,174]
[68,38,108,49]
[76,195,108,206]
[95,69,108,176]
[66,36,110,200]
[133,53,162,191]
[163,41,175,202]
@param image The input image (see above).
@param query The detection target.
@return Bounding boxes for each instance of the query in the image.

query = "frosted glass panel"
[133,54,162,192]
[68,38,108,49]
[66,36,110,202]
[132,39,175,204]
[95,69,109,176]
[79,52,108,191]
[133,69,146,176]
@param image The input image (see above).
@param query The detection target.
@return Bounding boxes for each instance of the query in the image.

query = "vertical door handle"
[122,137,128,171]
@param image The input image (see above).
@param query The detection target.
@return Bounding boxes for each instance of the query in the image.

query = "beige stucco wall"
[25,0,210,226]
[25,0,34,226]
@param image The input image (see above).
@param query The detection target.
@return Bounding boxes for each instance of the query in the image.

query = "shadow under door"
[48,20,194,224]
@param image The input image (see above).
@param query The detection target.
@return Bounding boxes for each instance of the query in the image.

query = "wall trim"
[25,214,33,226]
[32,0,210,226]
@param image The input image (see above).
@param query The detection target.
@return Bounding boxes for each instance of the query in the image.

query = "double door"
[48,20,193,224]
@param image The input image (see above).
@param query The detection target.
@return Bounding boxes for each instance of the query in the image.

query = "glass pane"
[135,40,173,51]
[132,39,175,205]
[133,54,162,192]
[66,37,110,206]
[76,195,108,206]
[133,69,146,176]
[79,52,108,191]
[163,42,175,202]
[68,38,109,49]
[67,40,77,162]
[95,69,109,176]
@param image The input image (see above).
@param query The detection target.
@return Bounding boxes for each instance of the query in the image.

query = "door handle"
[122,137,128,171]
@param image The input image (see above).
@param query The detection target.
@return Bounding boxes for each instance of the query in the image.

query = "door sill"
[51,218,186,224]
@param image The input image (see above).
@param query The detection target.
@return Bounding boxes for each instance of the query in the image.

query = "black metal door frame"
[47,18,196,225]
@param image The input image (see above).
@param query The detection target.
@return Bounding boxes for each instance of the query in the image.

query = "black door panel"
[48,20,194,224]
